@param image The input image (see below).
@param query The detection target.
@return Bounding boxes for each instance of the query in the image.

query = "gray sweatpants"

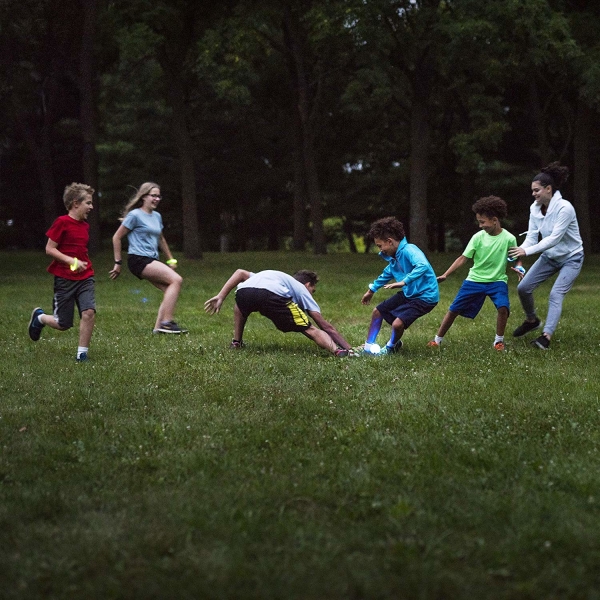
[517,252,583,336]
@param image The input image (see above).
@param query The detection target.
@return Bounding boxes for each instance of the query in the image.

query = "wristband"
[166,259,177,265]
[514,266,526,275]
[70,258,78,271]
[114,260,122,265]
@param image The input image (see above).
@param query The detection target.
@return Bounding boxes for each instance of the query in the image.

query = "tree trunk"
[409,73,430,250]
[79,0,100,251]
[283,8,326,254]
[291,113,307,251]
[14,109,57,229]
[573,96,591,250]
[529,80,552,166]
[160,56,202,259]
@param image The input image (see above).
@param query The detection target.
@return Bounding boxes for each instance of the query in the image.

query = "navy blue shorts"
[376,291,437,328]
[448,280,509,319]
[235,288,312,333]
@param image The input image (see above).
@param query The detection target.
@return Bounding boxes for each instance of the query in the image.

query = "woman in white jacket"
[508,162,584,350]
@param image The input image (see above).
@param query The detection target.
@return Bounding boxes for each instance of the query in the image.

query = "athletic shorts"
[448,280,509,319]
[52,276,96,329]
[235,288,312,333]
[128,254,156,279]
[376,291,437,328]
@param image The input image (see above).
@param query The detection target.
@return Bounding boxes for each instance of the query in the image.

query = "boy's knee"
[81,309,95,322]
[371,308,382,319]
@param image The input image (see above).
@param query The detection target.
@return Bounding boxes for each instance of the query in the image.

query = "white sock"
[494,335,504,344]
[364,342,375,352]
[434,335,443,344]
[77,346,88,358]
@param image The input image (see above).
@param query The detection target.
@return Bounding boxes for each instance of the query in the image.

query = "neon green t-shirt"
[463,229,518,283]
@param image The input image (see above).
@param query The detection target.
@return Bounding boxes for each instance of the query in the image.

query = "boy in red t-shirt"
[28,183,96,362]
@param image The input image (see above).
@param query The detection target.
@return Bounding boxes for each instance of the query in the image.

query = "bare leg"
[303,326,337,354]
[78,309,95,347]
[233,303,247,342]
[496,307,509,337]
[140,261,183,329]
[39,314,67,331]
[388,317,405,346]
[437,310,459,337]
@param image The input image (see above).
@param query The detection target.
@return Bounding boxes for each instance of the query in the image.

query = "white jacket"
[521,191,583,261]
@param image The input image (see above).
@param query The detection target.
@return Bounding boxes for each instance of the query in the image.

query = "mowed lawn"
[2,249,600,599]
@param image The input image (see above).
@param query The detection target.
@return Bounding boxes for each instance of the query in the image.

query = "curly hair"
[368,217,406,242]
[472,196,507,220]
[293,270,319,286]
[533,161,569,191]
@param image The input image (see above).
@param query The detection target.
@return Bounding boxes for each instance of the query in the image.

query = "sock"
[364,342,375,352]
[77,346,88,359]
[434,335,443,344]
[494,335,504,344]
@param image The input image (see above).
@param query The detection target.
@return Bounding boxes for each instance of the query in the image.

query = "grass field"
[2,249,600,599]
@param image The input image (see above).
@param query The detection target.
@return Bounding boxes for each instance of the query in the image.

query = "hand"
[383,282,403,290]
[436,275,447,283]
[109,265,121,280]
[73,259,88,273]
[204,296,223,314]
[361,290,374,305]
[508,247,525,260]
[511,265,526,281]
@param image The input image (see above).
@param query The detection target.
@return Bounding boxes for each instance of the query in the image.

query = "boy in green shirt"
[427,196,522,351]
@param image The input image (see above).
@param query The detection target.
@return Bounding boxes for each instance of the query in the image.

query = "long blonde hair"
[120,182,160,220]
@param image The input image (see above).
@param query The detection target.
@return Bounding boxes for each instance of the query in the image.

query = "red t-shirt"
[46,215,94,280]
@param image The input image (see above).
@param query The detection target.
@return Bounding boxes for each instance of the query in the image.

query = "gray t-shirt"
[237,270,321,313]
[122,208,163,259]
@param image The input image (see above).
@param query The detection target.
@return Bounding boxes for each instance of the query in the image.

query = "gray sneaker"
[153,321,188,334]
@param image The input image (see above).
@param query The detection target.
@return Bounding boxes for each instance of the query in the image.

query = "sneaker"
[426,340,440,348]
[378,340,403,355]
[28,307,45,341]
[334,348,349,357]
[229,339,245,349]
[76,352,88,363]
[494,341,505,351]
[153,321,188,334]
[513,318,541,337]
[531,335,550,350]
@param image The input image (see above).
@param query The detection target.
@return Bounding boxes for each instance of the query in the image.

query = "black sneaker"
[76,352,89,362]
[153,321,188,334]
[230,339,245,349]
[28,307,45,341]
[334,348,349,357]
[513,318,541,337]
[531,335,550,350]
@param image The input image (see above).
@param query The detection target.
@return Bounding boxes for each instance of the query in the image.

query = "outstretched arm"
[437,255,468,282]
[307,310,351,350]
[204,269,252,314]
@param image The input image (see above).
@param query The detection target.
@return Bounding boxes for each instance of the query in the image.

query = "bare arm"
[109,224,130,280]
[158,234,176,267]
[437,255,468,282]
[46,238,88,273]
[308,310,351,350]
[204,269,252,314]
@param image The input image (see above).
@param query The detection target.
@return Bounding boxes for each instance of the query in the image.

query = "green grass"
[2,250,600,599]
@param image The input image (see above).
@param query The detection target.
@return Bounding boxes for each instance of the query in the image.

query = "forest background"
[1,0,599,258]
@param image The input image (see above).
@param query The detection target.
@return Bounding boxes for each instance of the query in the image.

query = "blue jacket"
[368,238,439,304]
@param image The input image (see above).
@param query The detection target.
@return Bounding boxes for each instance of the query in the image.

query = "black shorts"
[52,276,96,329]
[235,288,311,333]
[128,254,156,279]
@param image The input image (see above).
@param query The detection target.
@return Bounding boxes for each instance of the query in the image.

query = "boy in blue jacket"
[358,217,439,355]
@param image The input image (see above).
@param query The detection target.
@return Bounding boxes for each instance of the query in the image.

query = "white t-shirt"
[237,270,320,313]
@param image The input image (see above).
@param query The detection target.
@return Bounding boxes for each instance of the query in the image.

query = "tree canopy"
[1,0,599,254]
